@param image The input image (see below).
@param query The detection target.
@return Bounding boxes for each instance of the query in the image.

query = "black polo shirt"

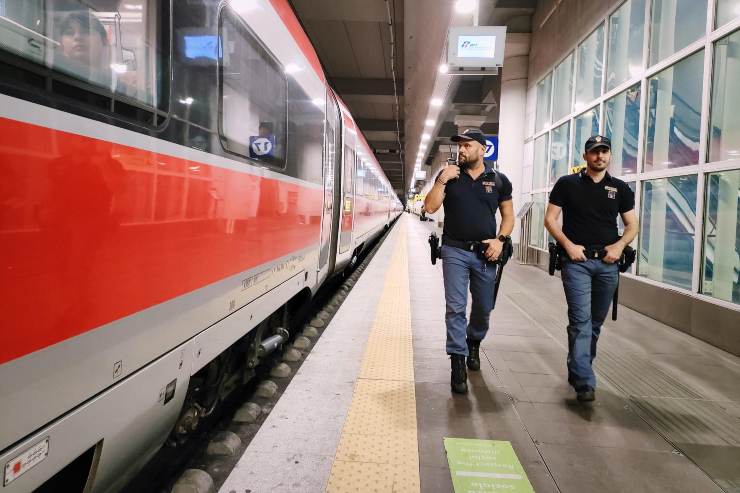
[549,170,635,246]
[440,164,513,242]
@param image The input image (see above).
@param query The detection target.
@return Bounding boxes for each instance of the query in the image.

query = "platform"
[219,215,740,493]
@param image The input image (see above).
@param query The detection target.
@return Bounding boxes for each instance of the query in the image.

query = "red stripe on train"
[268,0,326,84]
[0,117,322,364]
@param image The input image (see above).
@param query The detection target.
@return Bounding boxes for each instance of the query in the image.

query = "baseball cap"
[584,135,611,152]
[451,128,487,147]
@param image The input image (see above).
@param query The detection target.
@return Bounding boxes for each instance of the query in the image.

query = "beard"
[457,153,473,168]
[587,160,609,171]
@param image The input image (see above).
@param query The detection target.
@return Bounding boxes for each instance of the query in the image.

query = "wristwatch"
[497,235,510,242]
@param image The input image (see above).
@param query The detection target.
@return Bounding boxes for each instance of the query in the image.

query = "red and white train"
[0,0,401,491]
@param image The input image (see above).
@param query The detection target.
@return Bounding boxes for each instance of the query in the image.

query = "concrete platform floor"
[220,215,740,493]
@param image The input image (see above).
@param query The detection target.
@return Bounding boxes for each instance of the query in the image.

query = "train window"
[219,7,287,168]
[286,79,322,184]
[0,0,164,109]
[344,146,354,194]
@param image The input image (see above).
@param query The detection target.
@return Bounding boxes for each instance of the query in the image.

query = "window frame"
[0,0,172,129]
[217,5,288,170]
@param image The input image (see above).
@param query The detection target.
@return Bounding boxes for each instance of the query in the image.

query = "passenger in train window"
[424,128,515,394]
[544,135,638,403]
[55,11,112,89]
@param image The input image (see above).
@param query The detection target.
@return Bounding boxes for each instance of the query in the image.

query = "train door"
[318,93,342,280]
[339,131,355,254]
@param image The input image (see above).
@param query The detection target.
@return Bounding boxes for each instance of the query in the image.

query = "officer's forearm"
[545,217,574,247]
[423,182,445,213]
[617,221,639,247]
[498,213,514,237]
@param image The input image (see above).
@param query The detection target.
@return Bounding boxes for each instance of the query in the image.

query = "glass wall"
[605,84,640,176]
[536,73,552,131]
[716,0,740,28]
[702,170,740,303]
[550,122,570,184]
[552,53,574,121]
[529,0,740,306]
[575,25,605,111]
[639,175,697,289]
[528,193,547,248]
[607,0,647,91]
[649,0,708,65]
[644,50,704,172]
[709,29,740,163]
[573,107,600,168]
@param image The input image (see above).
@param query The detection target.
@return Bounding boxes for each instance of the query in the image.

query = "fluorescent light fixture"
[439,63,449,74]
[421,133,431,141]
[425,119,435,126]
[123,3,143,10]
[455,0,477,14]
[284,64,302,74]
[430,98,443,107]
[110,63,128,74]
[179,97,194,105]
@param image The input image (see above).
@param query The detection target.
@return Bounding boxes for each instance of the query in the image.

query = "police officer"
[544,135,638,402]
[424,128,514,394]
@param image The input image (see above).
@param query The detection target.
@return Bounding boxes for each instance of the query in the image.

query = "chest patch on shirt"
[604,185,617,199]
[481,181,495,193]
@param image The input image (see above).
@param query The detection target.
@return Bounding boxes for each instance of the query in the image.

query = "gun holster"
[618,245,636,273]
[428,232,442,265]
[548,242,563,275]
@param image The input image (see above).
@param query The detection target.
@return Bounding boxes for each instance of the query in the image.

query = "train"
[0,0,402,491]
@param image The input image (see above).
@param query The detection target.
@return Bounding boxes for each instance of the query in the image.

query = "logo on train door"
[249,135,275,158]
[484,135,498,162]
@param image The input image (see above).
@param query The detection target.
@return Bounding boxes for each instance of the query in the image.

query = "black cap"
[584,135,611,152]
[451,128,487,147]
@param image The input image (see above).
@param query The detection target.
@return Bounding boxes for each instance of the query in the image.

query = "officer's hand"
[565,243,587,262]
[603,243,624,264]
[483,239,503,261]
[439,164,460,184]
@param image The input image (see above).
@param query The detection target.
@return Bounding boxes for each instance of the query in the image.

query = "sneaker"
[576,387,595,402]
[466,339,481,371]
[450,354,468,394]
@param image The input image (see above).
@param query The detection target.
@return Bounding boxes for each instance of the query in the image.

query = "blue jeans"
[561,259,619,390]
[441,245,498,356]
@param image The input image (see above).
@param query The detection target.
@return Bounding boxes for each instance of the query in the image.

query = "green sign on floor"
[443,438,535,492]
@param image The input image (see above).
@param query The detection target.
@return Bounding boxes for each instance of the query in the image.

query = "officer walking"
[424,128,514,394]
[544,135,638,402]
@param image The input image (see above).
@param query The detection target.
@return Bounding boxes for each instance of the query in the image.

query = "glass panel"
[575,24,604,111]
[709,29,740,163]
[220,9,287,167]
[607,0,646,91]
[549,121,570,185]
[716,0,740,28]
[618,181,638,235]
[702,170,740,303]
[649,0,708,65]
[572,107,600,168]
[533,134,549,189]
[638,175,697,290]
[645,50,704,171]
[0,0,160,105]
[605,84,641,176]
[552,53,574,121]
[528,192,546,249]
[536,73,552,131]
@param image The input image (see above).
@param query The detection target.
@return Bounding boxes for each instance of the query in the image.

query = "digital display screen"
[183,35,220,61]
[457,35,496,58]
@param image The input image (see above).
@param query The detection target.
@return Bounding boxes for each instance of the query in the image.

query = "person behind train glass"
[424,128,514,394]
[56,11,112,89]
[544,135,638,402]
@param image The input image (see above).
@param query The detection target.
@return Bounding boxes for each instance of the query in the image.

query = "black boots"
[450,354,468,394]
[466,339,481,371]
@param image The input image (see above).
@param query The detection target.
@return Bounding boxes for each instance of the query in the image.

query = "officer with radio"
[544,135,638,402]
[424,128,514,394]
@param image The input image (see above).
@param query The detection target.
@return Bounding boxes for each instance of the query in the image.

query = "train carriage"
[0,0,401,491]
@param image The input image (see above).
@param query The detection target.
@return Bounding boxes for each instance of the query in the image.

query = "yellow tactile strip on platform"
[326,221,420,493]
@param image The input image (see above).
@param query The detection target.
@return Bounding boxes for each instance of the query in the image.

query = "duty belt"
[441,236,485,252]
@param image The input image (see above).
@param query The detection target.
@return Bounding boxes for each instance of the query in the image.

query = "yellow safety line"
[326,220,419,493]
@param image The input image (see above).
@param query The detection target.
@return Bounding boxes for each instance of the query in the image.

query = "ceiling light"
[312,98,324,107]
[425,119,435,126]
[421,133,431,141]
[179,97,194,105]
[110,63,127,74]
[455,0,477,14]
[430,98,443,107]
[439,64,449,74]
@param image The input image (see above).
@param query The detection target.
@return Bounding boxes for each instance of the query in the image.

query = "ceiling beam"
[332,77,404,96]
[355,119,402,132]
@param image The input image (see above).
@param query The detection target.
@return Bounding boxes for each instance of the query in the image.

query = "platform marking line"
[326,220,420,493]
